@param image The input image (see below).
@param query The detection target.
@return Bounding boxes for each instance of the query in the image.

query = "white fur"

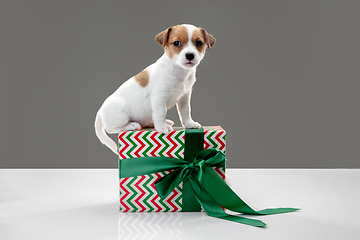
[95,24,207,154]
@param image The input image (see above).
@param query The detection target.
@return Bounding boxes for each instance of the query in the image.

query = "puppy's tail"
[94,112,118,155]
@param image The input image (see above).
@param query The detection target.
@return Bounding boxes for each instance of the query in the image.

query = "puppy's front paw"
[155,123,173,134]
[184,121,202,129]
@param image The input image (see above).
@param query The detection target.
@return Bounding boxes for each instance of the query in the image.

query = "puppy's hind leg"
[144,119,173,128]
[101,98,140,134]
[106,122,141,134]
[104,113,141,134]
[119,122,142,131]
[97,98,141,154]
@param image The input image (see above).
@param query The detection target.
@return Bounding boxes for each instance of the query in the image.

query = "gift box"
[118,126,298,227]
[119,126,226,212]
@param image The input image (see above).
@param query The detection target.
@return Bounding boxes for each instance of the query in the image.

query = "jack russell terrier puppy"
[95,24,216,154]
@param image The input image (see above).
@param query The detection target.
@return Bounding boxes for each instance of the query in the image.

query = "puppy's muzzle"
[185,53,195,61]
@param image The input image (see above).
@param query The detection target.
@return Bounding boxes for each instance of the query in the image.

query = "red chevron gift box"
[119,126,226,212]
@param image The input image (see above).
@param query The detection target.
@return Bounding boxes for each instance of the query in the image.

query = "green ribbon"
[119,128,299,227]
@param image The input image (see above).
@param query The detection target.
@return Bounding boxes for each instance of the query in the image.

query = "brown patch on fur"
[199,28,216,48]
[166,25,188,59]
[192,28,207,53]
[155,27,172,47]
[155,25,188,59]
[134,69,149,88]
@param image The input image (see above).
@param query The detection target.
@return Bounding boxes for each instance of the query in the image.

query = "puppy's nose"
[186,53,195,61]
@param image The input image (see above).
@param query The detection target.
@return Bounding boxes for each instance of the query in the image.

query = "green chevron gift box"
[119,126,226,212]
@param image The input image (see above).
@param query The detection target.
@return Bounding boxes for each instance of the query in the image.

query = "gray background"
[1,0,359,168]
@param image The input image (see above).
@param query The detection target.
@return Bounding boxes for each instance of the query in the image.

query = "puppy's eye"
[196,40,203,47]
[173,41,181,47]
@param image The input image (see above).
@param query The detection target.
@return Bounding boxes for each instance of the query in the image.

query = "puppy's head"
[155,24,216,69]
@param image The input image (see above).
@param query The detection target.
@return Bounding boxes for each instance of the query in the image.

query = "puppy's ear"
[155,27,172,47]
[200,28,216,48]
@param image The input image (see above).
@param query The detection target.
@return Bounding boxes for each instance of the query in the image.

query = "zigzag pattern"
[203,126,226,152]
[213,167,226,180]
[119,126,226,212]
[120,171,182,212]
[119,129,185,159]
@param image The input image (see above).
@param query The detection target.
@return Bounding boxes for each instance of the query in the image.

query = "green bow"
[119,128,299,227]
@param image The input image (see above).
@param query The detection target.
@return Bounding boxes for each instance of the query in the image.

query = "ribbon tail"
[188,175,267,228]
[199,165,300,216]
[257,208,300,215]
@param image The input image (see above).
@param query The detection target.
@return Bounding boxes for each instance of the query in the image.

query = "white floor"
[0,169,359,240]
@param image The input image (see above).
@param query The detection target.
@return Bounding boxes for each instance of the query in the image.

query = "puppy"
[95,24,216,154]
